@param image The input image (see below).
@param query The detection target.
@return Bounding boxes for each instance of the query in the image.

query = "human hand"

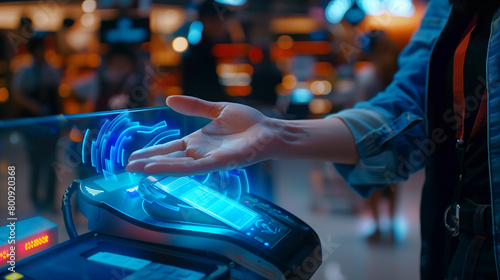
[126,95,280,175]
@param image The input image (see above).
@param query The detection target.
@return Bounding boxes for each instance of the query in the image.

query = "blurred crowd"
[0,0,420,121]
[0,0,417,241]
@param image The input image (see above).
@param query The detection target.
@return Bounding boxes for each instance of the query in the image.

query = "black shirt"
[444,10,492,204]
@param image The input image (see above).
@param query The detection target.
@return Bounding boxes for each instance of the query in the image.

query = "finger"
[128,139,185,161]
[143,157,218,176]
[166,95,226,119]
[126,156,194,173]
[126,159,150,172]
[161,150,188,158]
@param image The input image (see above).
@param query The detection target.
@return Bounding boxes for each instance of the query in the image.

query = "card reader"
[77,170,322,280]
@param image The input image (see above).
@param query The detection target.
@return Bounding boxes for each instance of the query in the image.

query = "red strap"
[453,13,487,142]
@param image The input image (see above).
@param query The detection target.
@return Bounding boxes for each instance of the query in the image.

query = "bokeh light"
[86,53,102,68]
[357,0,383,15]
[277,35,294,50]
[291,88,313,103]
[9,132,20,144]
[248,47,263,64]
[386,0,415,17]
[215,0,247,6]
[282,75,297,90]
[81,13,96,27]
[172,37,189,53]
[58,83,72,98]
[325,0,353,24]
[82,0,97,13]
[0,87,9,103]
[309,98,333,114]
[188,21,203,45]
[310,80,332,95]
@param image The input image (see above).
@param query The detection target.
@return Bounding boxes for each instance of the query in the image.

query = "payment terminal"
[77,169,322,280]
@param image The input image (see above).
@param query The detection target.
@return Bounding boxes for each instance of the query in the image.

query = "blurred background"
[0,0,429,279]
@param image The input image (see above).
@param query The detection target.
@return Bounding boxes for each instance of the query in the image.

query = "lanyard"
[453,13,488,144]
[445,13,489,238]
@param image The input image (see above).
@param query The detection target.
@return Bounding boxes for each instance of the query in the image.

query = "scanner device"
[77,170,322,280]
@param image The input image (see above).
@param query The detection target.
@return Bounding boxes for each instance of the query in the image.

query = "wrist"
[261,116,359,164]
[261,117,302,161]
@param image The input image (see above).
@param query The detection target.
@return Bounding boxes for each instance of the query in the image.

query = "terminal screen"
[155,176,259,231]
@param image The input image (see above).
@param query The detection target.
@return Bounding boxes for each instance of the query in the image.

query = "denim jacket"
[332,0,500,278]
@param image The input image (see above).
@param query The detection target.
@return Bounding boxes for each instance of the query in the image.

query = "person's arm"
[330,0,451,196]
[126,95,359,176]
[267,117,359,164]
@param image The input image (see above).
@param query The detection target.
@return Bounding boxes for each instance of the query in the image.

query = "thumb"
[166,95,226,119]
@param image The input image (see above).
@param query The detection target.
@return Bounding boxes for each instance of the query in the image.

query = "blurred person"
[12,37,61,118]
[248,46,282,116]
[73,44,146,111]
[355,30,400,103]
[127,0,500,278]
[356,31,401,243]
[11,36,62,210]
[180,0,233,102]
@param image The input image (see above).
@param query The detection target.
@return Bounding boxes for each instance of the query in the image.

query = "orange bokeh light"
[277,35,294,50]
[0,87,9,103]
[64,99,81,115]
[58,83,72,98]
[86,53,102,68]
[282,75,297,90]
[226,85,251,97]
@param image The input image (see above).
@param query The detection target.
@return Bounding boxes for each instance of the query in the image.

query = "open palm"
[126,96,278,175]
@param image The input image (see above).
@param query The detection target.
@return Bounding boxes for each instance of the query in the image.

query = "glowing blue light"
[326,0,415,22]
[127,186,139,192]
[187,21,203,45]
[392,215,408,243]
[325,0,353,24]
[82,129,90,164]
[239,169,250,193]
[137,121,167,134]
[121,149,125,166]
[126,186,139,198]
[385,0,415,17]
[291,88,314,103]
[214,0,247,6]
[344,6,365,25]
[155,176,259,231]
[201,173,212,185]
[357,0,383,15]
[264,242,270,247]
[103,169,117,181]
[84,112,180,175]
[105,17,147,44]
[142,130,180,150]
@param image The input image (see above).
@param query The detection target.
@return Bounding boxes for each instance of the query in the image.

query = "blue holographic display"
[154,176,259,231]
[83,112,180,175]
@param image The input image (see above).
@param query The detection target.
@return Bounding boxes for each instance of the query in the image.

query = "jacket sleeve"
[330,0,452,197]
